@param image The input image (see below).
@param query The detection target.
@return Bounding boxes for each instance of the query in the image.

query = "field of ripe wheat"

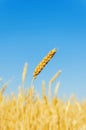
[0,49,86,130]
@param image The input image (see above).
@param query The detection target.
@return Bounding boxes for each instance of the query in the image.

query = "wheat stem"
[22,63,28,86]
[49,70,62,84]
[54,82,60,97]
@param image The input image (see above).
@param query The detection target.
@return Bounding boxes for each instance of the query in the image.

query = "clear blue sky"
[0,0,86,99]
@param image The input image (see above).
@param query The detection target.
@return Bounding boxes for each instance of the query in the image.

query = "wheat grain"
[33,48,57,79]
[22,63,28,85]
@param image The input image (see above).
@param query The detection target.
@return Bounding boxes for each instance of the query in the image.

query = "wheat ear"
[48,70,61,99]
[33,48,57,79]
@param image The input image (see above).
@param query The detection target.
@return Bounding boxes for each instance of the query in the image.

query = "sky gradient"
[0,0,86,99]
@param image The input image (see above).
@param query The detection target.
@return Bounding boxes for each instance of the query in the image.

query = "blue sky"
[0,0,86,99]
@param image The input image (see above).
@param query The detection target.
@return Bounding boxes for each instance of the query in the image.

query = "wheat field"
[0,82,86,130]
[0,49,86,130]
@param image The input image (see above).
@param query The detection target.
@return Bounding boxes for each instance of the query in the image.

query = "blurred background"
[0,0,86,100]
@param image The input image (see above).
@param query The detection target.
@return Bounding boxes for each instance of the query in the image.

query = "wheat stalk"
[48,70,61,98]
[22,63,28,85]
[42,80,46,98]
[65,100,70,116]
[33,48,57,79]
[0,77,13,95]
[0,83,8,95]
[54,82,60,97]
[49,70,62,84]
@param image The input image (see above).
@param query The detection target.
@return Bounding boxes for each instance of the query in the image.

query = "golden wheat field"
[0,49,86,130]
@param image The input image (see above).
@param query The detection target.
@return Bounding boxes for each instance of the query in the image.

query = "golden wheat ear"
[33,48,57,79]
